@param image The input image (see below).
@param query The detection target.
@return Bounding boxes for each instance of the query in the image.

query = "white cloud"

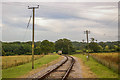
[2,2,118,42]
[35,18,67,33]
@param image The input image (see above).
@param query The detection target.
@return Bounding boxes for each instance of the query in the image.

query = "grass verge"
[2,54,60,78]
[72,54,119,78]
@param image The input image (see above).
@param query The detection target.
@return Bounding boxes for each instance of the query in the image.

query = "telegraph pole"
[28,5,39,69]
[82,39,85,55]
[84,30,90,61]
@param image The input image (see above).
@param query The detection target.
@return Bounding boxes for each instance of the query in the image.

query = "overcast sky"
[1,2,119,42]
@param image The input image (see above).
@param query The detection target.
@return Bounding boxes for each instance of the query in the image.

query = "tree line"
[1,38,120,56]
[72,38,120,53]
[2,38,75,56]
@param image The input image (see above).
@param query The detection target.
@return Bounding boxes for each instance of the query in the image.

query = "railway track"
[37,56,75,80]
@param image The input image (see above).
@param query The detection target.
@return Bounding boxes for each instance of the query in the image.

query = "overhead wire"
[23,14,32,41]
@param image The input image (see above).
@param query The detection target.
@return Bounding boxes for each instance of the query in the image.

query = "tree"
[40,40,55,55]
[105,45,109,52]
[89,38,102,52]
[49,42,55,52]
[55,38,75,54]
[34,41,41,55]
[35,41,41,47]
[82,39,85,43]
[89,42,102,52]
[90,38,95,42]
[96,40,97,43]
[35,46,41,55]
[99,42,106,50]
[98,45,103,52]
[2,50,6,56]
[113,45,119,52]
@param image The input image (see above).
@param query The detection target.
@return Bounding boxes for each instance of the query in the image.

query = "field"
[90,53,119,73]
[2,54,60,78]
[2,55,43,69]
[72,54,118,78]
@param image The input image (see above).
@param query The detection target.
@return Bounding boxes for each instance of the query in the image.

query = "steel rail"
[38,56,68,80]
[37,56,75,80]
[62,56,75,80]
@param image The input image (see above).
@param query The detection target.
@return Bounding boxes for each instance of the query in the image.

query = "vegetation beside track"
[2,54,60,78]
[72,54,119,78]
[2,55,43,69]
[90,53,119,73]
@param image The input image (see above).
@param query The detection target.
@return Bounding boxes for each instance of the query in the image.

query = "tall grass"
[90,53,119,73]
[72,54,118,78]
[2,55,43,69]
[2,55,60,78]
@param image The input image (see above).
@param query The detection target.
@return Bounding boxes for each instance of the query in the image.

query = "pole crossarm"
[28,5,39,9]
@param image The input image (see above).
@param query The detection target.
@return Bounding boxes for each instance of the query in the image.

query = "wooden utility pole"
[82,39,85,55]
[84,30,90,61]
[28,5,39,69]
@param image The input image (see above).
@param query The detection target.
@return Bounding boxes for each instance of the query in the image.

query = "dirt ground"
[74,56,97,78]
[68,56,83,79]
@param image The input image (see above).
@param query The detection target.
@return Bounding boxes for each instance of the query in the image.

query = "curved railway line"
[37,56,75,80]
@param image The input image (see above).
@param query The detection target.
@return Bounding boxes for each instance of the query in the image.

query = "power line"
[23,15,32,41]
[27,15,32,28]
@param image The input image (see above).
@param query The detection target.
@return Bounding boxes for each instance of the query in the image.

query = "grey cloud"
[2,2,118,42]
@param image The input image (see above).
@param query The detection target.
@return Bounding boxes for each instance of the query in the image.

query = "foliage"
[2,40,55,56]
[72,40,119,53]
[2,40,120,56]
[99,42,106,49]
[55,38,75,54]
[40,40,55,55]
[2,42,32,56]
[89,42,102,52]
[104,45,110,52]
